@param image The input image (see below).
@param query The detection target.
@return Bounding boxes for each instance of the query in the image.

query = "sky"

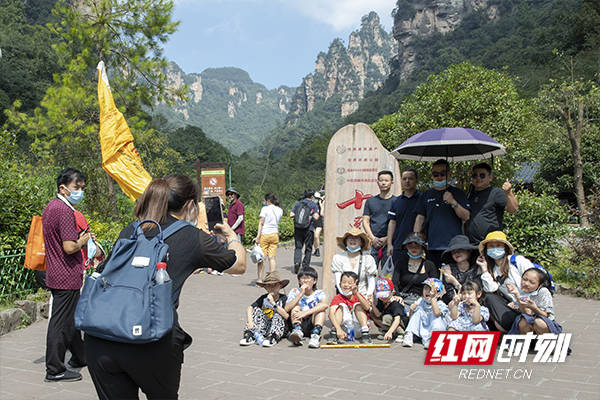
[164,0,396,89]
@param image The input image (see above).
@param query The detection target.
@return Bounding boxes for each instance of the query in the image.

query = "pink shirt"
[42,198,84,290]
[227,200,245,235]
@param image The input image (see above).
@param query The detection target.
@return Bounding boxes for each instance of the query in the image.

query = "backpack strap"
[161,220,192,240]
[510,254,517,266]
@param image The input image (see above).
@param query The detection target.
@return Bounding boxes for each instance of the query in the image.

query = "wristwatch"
[451,202,458,209]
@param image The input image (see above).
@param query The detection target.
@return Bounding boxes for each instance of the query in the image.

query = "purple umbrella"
[391,127,506,162]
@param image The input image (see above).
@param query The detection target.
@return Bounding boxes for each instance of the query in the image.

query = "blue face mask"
[263,202,267,206]
[346,245,361,253]
[87,237,97,260]
[408,252,424,259]
[66,188,84,204]
[432,180,447,188]
[487,248,506,260]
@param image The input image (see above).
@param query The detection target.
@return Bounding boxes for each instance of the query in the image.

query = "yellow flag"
[97,61,152,201]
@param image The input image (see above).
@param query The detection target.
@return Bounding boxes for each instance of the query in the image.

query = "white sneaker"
[239,331,255,346]
[423,341,429,350]
[262,336,277,347]
[395,334,404,343]
[402,332,413,347]
[308,333,320,348]
[289,329,304,346]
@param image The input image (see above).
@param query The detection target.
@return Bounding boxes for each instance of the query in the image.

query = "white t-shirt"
[481,255,534,302]
[287,288,327,312]
[259,204,283,234]
[331,252,377,296]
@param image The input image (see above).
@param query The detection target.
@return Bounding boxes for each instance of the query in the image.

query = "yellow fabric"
[259,233,279,257]
[97,61,152,200]
[196,201,209,233]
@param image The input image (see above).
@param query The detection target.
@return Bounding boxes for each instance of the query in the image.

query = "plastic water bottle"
[252,327,265,346]
[344,319,355,342]
[155,262,171,284]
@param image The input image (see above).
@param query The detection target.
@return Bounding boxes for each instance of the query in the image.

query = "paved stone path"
[1,246,599,399]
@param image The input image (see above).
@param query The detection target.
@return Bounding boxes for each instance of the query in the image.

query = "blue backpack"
[510,254,556,292]
[75,219,189,343]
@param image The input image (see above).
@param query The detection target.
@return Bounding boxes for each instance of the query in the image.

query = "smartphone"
[204,196,223,231]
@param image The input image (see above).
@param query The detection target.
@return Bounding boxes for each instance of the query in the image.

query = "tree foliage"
[4,0,182,217]
[371,62,539,188]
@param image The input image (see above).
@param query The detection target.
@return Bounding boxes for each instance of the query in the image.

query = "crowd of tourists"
[38,161,563,399]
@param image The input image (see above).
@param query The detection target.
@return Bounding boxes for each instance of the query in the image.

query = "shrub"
[241,205,294,246]
[504,190,570,267]
[552,229,600,299]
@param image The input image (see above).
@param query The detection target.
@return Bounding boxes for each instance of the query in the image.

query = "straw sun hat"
[336,227,371,252]
[478,231,514,256]
[256,271,289,289]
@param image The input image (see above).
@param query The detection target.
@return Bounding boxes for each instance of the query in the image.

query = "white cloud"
[281,0,395,31]
[173,0,395,31]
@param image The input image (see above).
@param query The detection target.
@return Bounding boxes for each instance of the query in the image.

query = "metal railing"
[0,250,37,300]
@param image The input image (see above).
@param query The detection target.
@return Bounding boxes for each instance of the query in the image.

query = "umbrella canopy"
[391,127,506,162]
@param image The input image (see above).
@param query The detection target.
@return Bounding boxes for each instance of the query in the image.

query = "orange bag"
[24,216,46,271]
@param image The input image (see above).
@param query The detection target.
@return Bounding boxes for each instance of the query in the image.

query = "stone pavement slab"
[1,246,599,399]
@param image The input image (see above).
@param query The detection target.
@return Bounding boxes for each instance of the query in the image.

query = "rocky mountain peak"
[287,12,396,122]
[392,0,499,80]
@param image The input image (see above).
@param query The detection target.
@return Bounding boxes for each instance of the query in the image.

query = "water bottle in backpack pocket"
[75,220,190,344]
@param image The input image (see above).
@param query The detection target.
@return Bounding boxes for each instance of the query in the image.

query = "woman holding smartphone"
[85,174,246,399]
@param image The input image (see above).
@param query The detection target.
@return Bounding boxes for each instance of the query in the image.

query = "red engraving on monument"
[336,190,372,210]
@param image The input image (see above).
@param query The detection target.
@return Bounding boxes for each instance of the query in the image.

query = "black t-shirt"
[118,215,237,310]
[415,186,470,250]
[376,299,405,318]
[388,192,421,248]
[363,194,396,237]
[392,253,438,296]
[466,186,507,243]
[251,293,288,319]
[443,263,482,292]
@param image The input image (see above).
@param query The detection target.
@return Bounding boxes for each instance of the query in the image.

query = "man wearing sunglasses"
[465,163,518,243]
[413,159,470,268]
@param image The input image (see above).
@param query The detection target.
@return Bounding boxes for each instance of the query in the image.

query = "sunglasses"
[432,171,447,178]
[471,173,488,179]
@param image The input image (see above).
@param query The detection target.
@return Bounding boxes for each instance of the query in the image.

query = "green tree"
[535,73,600,226]
[371,62,540,187]
[4,0,183,218]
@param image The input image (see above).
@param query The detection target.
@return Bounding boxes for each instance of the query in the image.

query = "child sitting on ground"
[240,271,290,347]
[371,278,408,342]
[402,278,448,349]
[286,267,328,348]
[448,280,489,331]
[506,268,562,335]
[327,271,373,344]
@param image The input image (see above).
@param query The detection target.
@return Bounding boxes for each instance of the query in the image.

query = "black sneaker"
[359,332,373,344]
[326,331,339,345]
[45,370,82,382]
[313,249,320,257]
[67,359,87,369]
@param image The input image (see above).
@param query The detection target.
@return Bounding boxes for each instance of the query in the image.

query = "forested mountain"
[153,63,295,154]
[346,0,599,124]
[153,11,396,156]
[255,11,396,158]
[0,0,61,125]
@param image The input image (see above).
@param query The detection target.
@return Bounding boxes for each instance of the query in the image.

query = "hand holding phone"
[204,196,223,232]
